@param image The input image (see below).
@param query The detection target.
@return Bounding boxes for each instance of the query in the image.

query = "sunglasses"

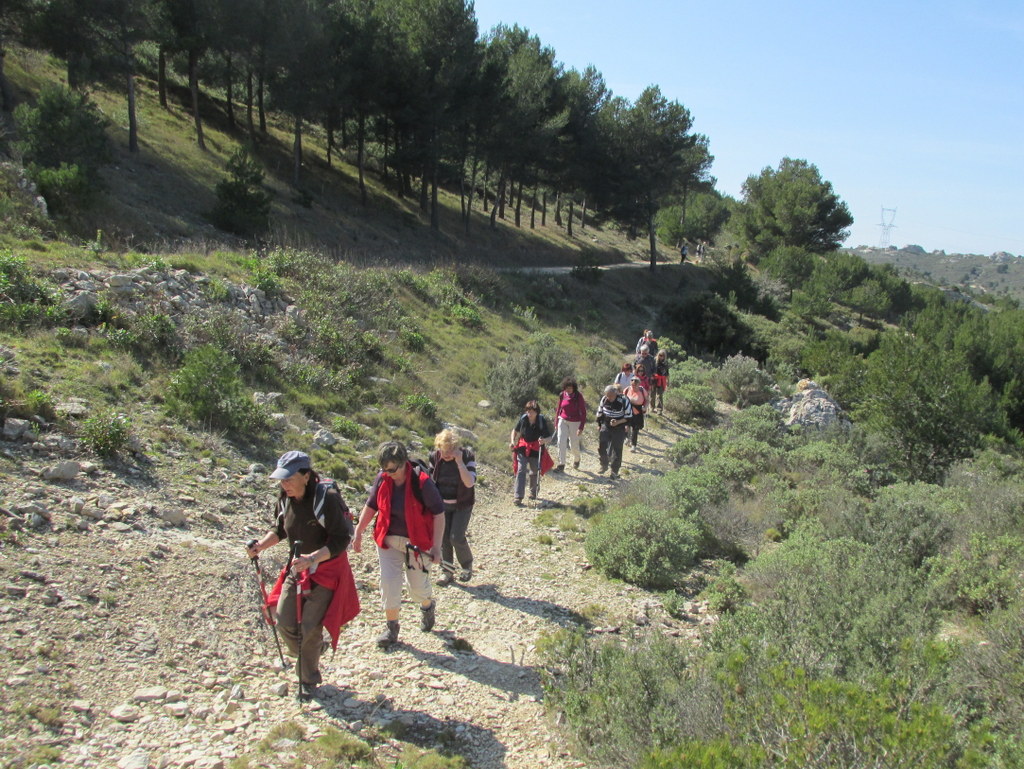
[382,465,402,474]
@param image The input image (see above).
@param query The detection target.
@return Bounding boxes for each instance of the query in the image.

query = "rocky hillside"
[0,383,707,769]
[0,259,722,769]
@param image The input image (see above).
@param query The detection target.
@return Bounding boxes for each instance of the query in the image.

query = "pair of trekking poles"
[247,538,309,702]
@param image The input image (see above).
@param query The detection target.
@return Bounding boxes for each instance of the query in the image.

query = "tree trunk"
[326,117,334,167]
[245,69,254,137]
[514,179,523,227]
[292,115,302,188]
[224,53,235,129]
[257,68,266,133]
[0,42,13,112]
[340,110,348,148]
[648,202,658,270]
[357,112,367,206]
[188,49,205,151]
[554,191,562,226]
[580,197,587,231]
[430,161,439,231]
[530,185,537,229]
[541,191,547,227]
[419,169,428,213]
[567,198,574,239]
[482,162,490,212]
[465,153,479,234]
[498,175,507,220]
[126,70,138,152]
[158,46,167,108]
[490,171,505,229]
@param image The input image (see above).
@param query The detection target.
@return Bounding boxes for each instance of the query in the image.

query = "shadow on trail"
[315,684,509,768]
[454,582,588,629]
[395,641,543,701]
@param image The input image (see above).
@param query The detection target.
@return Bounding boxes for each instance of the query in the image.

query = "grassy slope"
[3,45,654,268]
[1,45,718,496]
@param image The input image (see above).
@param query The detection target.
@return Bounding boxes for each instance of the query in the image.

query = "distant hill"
[848,244,1024,302]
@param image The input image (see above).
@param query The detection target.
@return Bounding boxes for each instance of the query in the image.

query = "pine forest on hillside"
[3,3,1024,769]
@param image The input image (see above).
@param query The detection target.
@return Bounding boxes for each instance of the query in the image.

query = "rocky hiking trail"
[0,411,712,769]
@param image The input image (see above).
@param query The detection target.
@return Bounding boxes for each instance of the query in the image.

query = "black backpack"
[279,478,355,535]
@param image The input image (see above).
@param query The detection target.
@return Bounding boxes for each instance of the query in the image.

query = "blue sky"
[471,0,1023,256]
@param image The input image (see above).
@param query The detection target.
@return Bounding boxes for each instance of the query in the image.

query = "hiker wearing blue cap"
[246,450,359,699]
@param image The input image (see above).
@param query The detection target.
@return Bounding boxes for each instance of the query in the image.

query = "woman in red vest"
[354,442,446,649]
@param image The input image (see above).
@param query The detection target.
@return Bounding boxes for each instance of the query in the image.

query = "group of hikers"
[245,328,669,699]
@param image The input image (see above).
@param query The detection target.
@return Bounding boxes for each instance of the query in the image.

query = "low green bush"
[664,383,716,423]
[539,629,700,768]
[166,345,268,434]
[700,562,746,614]
[926,533,1024,615]
[485,333,574,416]
[79,411,132,457]
[209,147,272,236]
[585,505,704,590]
[709,354,775,407]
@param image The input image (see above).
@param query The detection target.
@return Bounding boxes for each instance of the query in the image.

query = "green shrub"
[664,383,716,422]
[79,411,132,457]
[709,354,775,407]
[0,250,58,329]
[405,394,437,420]
[14,85,110,212]
[539,629,699,768]
[330,416,361,440]
[642,662,988,769]
[927,533,1024,615]
[33,162,92,213]
[401,328,426,352]
[209,146,272,236]
[166,345,268,434]
[586,505,704,590]
[700,562,746,613]
[829,482,958,569]
[711,522,936,680]
[449,303,483,329]
[659,292,758,358]
[570,252,602,283]
[485,333,573,416]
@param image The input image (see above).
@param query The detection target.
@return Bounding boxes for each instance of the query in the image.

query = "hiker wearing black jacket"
[596,385,630,479]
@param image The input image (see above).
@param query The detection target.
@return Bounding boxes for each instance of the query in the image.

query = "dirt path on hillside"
[0,411,706,769]
[302,410,705,769]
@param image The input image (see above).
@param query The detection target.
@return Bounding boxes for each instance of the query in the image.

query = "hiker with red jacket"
[509,399,554,505]
[354,442,445,649]
[554,377,587,473]
[246,450,360,699]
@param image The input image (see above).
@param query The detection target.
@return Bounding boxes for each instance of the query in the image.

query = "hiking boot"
[437,571,455,586]
[299,682,318,700]
[573,461,580,470]
[458,568,473,583]
[513,498,523,507]
[420,600,436,632]
[598,465,608,474]
[376,620,400,649]
[555,464,565,473]
[529,491,538,500]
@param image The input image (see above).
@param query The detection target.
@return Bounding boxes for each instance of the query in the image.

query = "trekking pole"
[246,539,288,670]
[289,539,304,701]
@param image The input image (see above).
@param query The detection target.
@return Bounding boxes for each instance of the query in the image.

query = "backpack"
[406,458,433,506]
[279,478,355,536]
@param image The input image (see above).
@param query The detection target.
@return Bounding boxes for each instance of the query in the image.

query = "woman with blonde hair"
[429,428,477,584]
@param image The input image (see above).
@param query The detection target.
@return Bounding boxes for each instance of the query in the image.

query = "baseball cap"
[269,450,310,480]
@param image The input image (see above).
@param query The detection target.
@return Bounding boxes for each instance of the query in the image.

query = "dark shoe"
[458,568,473,583]
[377,620,400,649]
[610,472,619,480]
[420,600,436,632]
[598,465,608,474]
[437,571,454,586]
[573,461,580,470]
[513,498,523,507]
[555,464,565,473]
[529,492,538,500]
[299,682,317,700]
